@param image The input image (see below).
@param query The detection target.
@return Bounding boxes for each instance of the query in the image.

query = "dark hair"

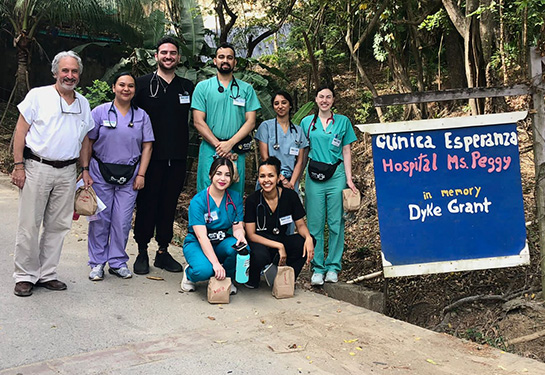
[271,90,293,113]
[315,84,335,98]
[258,156,281,176]
[112,71,136,86]
[215,43,236,58]
[156,36,179,51]
[209,157,235,180]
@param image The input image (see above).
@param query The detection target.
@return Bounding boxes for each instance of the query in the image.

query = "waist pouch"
[308,159,341,181]
[207,229,231,245]
[93,153,138,185]
[232,135,253,154]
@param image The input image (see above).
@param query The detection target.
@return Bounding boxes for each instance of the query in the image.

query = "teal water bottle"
[235,246,250,284]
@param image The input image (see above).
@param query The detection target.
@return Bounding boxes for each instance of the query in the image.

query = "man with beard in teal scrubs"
[191,43,261,195]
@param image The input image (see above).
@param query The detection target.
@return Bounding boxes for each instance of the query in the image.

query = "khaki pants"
[13,159,76,283]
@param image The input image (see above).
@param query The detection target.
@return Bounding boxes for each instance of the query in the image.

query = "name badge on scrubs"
[289,147,300,156]
[233,97,246,107]
[204,211,219,222]
[279,215,293,226]
[332,136,341,147]
[103,120,116,128]
[179,94,190,104]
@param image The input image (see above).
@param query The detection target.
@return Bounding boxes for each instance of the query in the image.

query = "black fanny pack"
[93,153,138,185]
[232,135,253,154]
[308,159,342,182]
[207,229,231,245]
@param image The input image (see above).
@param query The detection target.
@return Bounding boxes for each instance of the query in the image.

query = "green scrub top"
[300,113,357,164]
[191,76,261,139]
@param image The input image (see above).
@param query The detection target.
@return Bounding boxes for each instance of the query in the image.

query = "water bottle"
[235,246,250,284]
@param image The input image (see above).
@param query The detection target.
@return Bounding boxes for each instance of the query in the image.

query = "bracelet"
[82,166,89,171]
[137,174,145,178]
[14,161,24,165]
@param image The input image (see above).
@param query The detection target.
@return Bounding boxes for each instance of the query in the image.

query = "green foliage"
[354,91,374,124]
[292,102,315,125]
[383,105,404,122]
[419,9,450,32]
[461,328,507,350]
[76,80,113,109]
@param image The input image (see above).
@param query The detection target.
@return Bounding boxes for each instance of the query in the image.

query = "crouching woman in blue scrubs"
[181,157,246,294]
[244,157,314,288]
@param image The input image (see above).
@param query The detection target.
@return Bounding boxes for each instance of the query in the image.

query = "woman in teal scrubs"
[181,157,247,295]
[300,85,358,286]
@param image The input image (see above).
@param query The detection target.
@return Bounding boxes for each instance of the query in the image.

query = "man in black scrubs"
[132,36,194,274]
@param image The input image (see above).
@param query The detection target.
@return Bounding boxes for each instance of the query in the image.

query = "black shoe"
[14,282,34,297]
[154,250,182,272]
[134,253,150,275]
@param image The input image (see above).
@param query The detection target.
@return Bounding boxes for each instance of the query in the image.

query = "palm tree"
[0,0,147,103]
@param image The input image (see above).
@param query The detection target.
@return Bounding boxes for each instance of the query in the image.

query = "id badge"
[332,136,341,147]
[103,120,116,128]
[279,215,293,225]
[289,147,300,156]
[204,211,219,222]
[233,97,246,107]
[179,94,190,104]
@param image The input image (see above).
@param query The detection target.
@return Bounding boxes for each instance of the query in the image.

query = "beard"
[59,78,78,91]
[216,62,234,74]
[158,59,177,72]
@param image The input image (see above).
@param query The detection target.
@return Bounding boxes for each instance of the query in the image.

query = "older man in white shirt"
[11,51,94,297]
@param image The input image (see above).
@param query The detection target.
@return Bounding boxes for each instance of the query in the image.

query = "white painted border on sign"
[356,111,528,135]
[382,243,530,278]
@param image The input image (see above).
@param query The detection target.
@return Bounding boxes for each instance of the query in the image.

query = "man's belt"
[24,147,78,169]
[207,229,231,242]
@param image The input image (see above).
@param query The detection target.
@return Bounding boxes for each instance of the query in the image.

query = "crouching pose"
[181,157,247,294]
[244,157,314,288]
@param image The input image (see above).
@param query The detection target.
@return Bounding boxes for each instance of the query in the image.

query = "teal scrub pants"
[196,141,246,195]
[183,234,238,282]
[305,164,346,274]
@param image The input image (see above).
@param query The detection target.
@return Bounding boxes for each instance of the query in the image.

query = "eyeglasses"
[60,96,82,115]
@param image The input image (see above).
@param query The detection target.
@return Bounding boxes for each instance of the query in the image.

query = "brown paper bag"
[74,186,98,216]
[342,188,361,212]
[272,266,295,299]
[207,277,231,304]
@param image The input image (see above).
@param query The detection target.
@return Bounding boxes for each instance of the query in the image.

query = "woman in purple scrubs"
[83,72,154,280]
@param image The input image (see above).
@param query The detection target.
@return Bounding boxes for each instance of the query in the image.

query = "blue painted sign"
[358,112,529,277]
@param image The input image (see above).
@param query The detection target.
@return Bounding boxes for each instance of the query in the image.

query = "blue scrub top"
[255,118,308,178]
[300,113,357,164]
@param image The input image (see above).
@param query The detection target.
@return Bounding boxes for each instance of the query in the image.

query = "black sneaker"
[154,250,182,272]
[133,253,150,275]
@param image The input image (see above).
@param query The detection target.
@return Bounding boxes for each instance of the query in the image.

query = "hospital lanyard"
[273,118,296,151]
[108,102,134,128]
[206,186,237,224]
[256,188,281,235]
[216,76,240,99]
[307,113,335,145]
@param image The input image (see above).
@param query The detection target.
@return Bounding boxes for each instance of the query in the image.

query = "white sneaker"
[181,265,196,292]
[324,271,338,283]
[230,284,238,295]
[311,272,324,286]
[89,264,104,281]
[108,266,132,279]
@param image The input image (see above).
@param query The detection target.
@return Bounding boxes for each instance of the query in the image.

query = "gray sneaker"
[89,264,105,281]
[311,272,325,286]
[108,266,132,279]
[324,271,338,283]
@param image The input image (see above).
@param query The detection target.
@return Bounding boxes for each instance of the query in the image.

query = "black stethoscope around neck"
[217,76,240,99]
[108,101,134,128]
[256,187,281,234]
[273,118,296,150]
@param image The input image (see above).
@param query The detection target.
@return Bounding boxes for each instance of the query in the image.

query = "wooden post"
[529,47,545,294]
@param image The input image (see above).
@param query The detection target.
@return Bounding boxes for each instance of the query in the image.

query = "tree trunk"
[14,33,32,102]
[405,0,427,118]
[302,31,320,91]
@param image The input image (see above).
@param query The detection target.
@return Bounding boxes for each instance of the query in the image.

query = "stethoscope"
[273,118,297,151]
[256,188,281,235]
[108,101,134,128]
[206,186,237,224]
[149,71,190,99]
[149,71,167,98]
[217,76,240,100]
[307,113,335,146]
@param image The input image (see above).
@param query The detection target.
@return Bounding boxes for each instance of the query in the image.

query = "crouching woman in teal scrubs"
[300,85,358,286]
[181,157,247,295]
